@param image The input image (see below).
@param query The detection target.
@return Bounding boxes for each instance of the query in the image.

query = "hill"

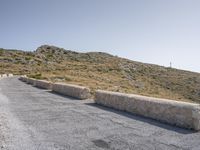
[0,45,200,103]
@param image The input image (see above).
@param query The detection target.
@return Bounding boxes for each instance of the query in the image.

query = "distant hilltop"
[0,45,200,103]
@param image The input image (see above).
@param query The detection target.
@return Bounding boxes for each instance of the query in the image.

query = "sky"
[0,0,200,72]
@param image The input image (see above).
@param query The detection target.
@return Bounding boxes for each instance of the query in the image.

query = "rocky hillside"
[1,45,200,103]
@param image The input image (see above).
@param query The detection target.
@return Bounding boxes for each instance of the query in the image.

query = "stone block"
[95,90,200,130]
[52,83,90,100]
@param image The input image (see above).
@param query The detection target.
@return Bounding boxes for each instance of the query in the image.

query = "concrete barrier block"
[2,74,7,78]
[95,90,200,130]
[52,83,91,100]
[34,80,52,90]
[23,77,28,82]
[8,74,14,77]
[26,78,36,85]
[19,76,28,82]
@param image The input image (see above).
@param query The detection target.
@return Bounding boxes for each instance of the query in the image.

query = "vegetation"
[1,45,200,103]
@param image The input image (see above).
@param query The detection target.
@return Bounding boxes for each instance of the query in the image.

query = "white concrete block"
[19,76,28,82]
[34,80,52,90]
[26,78,36,85]
[52,83,91,100]
[2,74,7,78]
[95,90,200,130]
[8,74,14,77]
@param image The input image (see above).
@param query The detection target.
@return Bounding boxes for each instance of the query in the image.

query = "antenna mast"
[170,62,172,68]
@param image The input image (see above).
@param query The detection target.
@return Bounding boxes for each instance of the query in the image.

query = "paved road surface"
[0,77,200,150]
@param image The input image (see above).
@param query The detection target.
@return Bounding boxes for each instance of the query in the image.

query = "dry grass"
[1,45,200,103]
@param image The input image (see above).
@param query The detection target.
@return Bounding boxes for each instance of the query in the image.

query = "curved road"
[0,77,200,150]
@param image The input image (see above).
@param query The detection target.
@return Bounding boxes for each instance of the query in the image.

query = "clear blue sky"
[0,0,200,72]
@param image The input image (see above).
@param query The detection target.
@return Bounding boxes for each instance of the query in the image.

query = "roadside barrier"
[26,78,37,85]
[95,90,200,130]
[19,76,90,100]
[34,79,52,90]
[52,83,90,100]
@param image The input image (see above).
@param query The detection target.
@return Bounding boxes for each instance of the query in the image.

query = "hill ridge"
[0,45,200,103]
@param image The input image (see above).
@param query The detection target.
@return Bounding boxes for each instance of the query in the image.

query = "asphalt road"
[0,77,200,150]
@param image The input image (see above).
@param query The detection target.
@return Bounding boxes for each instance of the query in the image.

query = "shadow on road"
[85,103,196,135]
[47,91,79,100]
[39,88,197,135]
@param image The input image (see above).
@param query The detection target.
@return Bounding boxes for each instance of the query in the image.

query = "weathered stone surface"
[95,90,200,130]
[52,83,91,100]
[26,78,36,85]
[8,74,13,77]
[0,74,14,78]
[19,77,90,99]
[2,74,7,78]
[34,80,52,90]
[19,76,28,82]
